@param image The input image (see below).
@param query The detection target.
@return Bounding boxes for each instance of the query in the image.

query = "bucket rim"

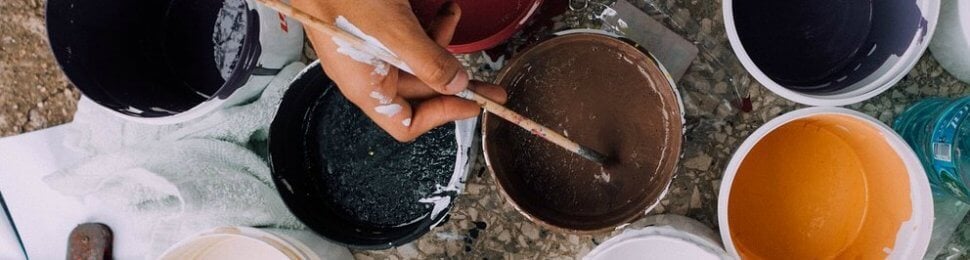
[716,107,934,259]
[44,0,265,125]
[445,0,544,53]
[267,60,473,249]
[481,31,685,234]
[722,0,942,107]
[158,226,314,259]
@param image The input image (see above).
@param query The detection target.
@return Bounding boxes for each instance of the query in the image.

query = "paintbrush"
[256,0,608,164]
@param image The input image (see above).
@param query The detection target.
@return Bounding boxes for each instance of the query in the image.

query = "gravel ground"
[0,0,80,138]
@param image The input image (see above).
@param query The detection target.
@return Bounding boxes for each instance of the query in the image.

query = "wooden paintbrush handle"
[457,90,607,163]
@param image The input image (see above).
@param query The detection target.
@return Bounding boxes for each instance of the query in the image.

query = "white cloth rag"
[43,62,308,258]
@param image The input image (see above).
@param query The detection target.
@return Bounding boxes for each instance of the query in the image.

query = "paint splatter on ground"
[314,87,456,226]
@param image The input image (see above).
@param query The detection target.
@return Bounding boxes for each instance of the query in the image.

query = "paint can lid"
[584,225,730,260]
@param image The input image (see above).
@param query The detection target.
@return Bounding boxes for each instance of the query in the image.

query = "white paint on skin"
[402,118,412,127]
[369,91,392,104]
[331,16,412,75]
[332,36,390,76]
[374,104,402,117]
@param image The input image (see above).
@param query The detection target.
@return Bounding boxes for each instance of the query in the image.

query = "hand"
[294,0,508,142]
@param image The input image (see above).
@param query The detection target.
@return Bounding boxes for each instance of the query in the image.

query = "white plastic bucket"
[159,227,353,260]
[930,0,970,84]
[584,215,729,260]
[718,107,934,259]
[724,0,940,106]
[47,0,305,124]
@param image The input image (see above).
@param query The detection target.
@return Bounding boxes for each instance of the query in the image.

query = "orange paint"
[728,115,912,259]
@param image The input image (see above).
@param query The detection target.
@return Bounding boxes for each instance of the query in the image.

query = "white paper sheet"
[0,125,145,259]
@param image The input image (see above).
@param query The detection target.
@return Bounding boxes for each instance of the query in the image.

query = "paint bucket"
[718,107,934,259]
[930,0,970,84]
[410,0,543,53]
[584,215,729,260]
[46,0,304,124]
[159,226,353,260]
[724,0,940,106]
[483,30,684,233]
[268,61,476,249]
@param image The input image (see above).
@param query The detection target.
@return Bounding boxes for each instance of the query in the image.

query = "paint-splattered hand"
[295,0,508,142]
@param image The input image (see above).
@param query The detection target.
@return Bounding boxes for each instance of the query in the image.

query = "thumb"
[402,45,468,95]
[389,3,468,95]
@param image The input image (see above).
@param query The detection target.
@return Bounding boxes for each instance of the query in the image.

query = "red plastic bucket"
[411,0,544,53]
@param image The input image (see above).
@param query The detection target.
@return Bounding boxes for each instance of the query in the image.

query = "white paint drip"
[280,179,293,193]
[195,91,213,99]
[419,184,462,220]
[374,104,402,117]
[597,8,618,20]
[369,91,392,104]
[402,118,412,127]
[617,19,629,30]
[393,216,425,227]
[149,107,178,114]
[435,232,464,240]
[595,167,612,183]
[424,119,477,228]
[418,196,451,222]
[125,106,144,114]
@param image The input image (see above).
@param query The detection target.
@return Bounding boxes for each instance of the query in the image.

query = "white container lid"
[584,225,731,260]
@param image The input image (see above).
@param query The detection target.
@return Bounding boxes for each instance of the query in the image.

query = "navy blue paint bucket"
[725,0,940,106]
[46,0,304,124]
[268,61,477,249]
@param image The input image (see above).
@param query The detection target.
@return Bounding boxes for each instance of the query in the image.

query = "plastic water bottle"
[894,96,970,204]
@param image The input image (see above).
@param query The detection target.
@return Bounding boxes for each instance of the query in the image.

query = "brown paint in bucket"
[719,108,934,259]
[483,32,683,232]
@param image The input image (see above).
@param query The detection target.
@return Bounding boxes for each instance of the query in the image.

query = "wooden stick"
[455,90,607,163]
[257,0,608,164]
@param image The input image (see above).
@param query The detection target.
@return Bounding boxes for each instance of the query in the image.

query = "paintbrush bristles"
[259,0,607,164]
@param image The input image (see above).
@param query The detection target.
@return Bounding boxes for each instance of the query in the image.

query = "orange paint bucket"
[718,107,933,259]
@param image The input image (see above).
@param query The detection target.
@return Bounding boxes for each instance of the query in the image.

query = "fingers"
[384,81,508,142]
[397,75,508,104]
[369,80,507,142]
[397,96,482,141]
[292,0,512,142]
[468,82,509,104]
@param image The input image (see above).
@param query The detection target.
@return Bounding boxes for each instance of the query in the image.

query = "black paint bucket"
[47,0,304,123]
[269,62,477,249]
[725,0,939,106]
